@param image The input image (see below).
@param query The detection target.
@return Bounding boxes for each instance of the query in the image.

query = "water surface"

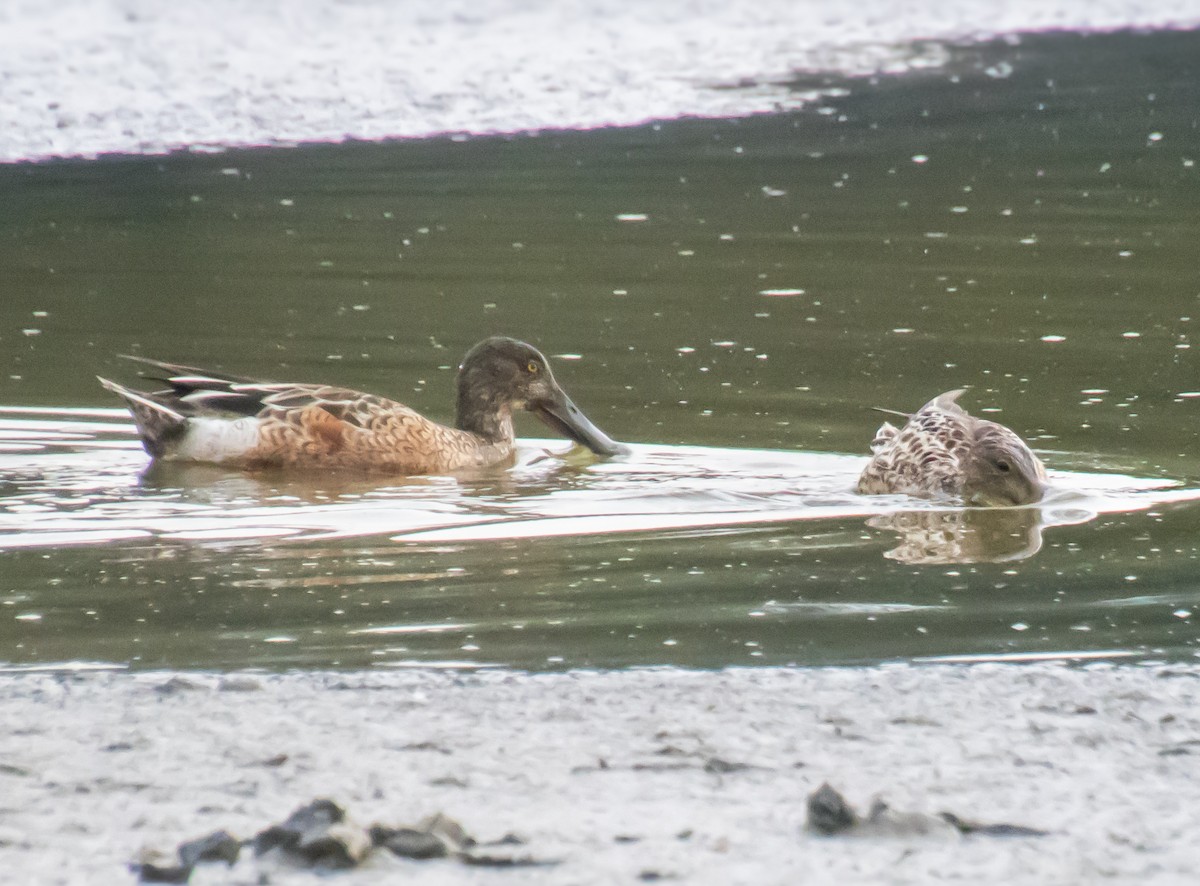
[2,30,1199,671]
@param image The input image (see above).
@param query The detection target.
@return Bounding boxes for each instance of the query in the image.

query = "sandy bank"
[1,662,1197,883]
[4,0,1200,162]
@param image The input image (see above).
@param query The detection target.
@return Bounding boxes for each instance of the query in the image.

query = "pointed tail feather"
[97,377,187,458]
[869,420,900,454]
[117,354,259,391]
[926,389,968,414]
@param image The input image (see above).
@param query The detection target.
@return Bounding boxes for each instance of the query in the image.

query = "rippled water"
[1,406,1198,670]
[2,29,1200,671]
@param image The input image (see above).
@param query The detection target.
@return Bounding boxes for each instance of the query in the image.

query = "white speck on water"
[32,310,48,317]
[925,231,949,238]
[1020,235,1038,245]
[15,613,42,622]
[950,205,969,213]
[1174,609,1192,620]
[1081,388,1108,395]
[911,154,929,164]
[1148,131,1164,142]
[761,186,787,197]
[1125,575,1138,582]
[758,288,805,297]
[21,329,41,337]
[616,213,648,222]
[663,639,678,646]
[279,198,294,206]
[1122,331,1141,338]
[263,636,297,643]
[676,346,695,354]
[712,341,736,348]
[892,328,914,335]
[1041,334,1066,343]
[1011,622,1029,631]
[554,353,583,361]
[1177,392,1200,399]
[678,249,694,256]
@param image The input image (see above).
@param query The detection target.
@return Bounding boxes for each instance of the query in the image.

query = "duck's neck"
[455,388,515,444]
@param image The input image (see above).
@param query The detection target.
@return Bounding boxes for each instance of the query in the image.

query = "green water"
[1,30,1199,671]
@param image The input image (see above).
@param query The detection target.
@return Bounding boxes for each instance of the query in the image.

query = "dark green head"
[455,337,625,456]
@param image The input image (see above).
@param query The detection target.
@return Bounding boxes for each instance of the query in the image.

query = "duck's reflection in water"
[867,507,1043,565]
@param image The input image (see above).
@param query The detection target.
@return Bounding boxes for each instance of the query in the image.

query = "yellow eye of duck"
[527,361,539,373]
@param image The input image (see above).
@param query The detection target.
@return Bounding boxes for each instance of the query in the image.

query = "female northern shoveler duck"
[98,337,626,474]
[856,389,1046,506]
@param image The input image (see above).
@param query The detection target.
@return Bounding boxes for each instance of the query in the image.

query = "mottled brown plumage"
[98,337,625,474]
[857,389,1046,506]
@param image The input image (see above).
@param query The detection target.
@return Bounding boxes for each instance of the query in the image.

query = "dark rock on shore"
[131,829,241,883]
[135,799,554,877]
[254,799,370,869]
[806,784,1048,840]
[807,783,859,835]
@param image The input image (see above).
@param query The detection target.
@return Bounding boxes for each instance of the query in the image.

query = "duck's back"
[102,370,512,474]
[238,386,512,473]
[856,390,973,498]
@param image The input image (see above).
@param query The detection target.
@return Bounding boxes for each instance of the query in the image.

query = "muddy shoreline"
[4,1,1200,162]
[1,662,1197,883]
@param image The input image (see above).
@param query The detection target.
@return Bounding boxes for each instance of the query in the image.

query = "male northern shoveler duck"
[856,389,1046,506]
[98,337,626,474]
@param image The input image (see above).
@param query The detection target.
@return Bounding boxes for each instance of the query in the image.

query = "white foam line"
[389,506,897,543]
[0,529,153,548]
[913,649,1140,664]
[350,623,475,636]
[0,661,129,674]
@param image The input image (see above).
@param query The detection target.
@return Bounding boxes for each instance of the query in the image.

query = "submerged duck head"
[961,422,1046,507]
[456,336,625,456]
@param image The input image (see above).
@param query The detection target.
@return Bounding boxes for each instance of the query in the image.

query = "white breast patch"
[170,417,260,464]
